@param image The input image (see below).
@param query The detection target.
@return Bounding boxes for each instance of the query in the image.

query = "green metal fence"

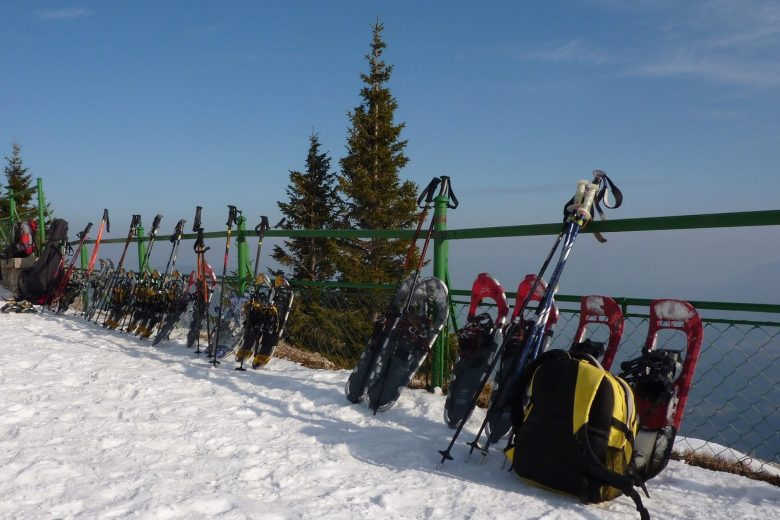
[77,207,780,473]
[0,178,49,253]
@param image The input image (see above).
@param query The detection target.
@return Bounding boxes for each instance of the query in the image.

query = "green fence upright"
[136,225,147,272]
[432,192,450,389]
[36,178,46,249]
[8,187,17,224]
[236,214,248,292]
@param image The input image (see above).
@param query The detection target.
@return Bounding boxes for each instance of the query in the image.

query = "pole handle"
[193,206,203,232]
[150,214,163,237]
[171,219,186,242]
[417,177,442,207]
[102,209,110,233]
[255,216,270,237]
[226,205,239,227]
[438,176,459,209]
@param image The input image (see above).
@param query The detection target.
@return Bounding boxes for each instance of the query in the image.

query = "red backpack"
[13,220,38,257]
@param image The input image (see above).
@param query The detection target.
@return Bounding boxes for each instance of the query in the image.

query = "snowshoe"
[486,274,558,446]
[569,295,624,368]
[365,276,449,413]
[443,273,509,429]
[344,277,416,404]
[251,275,294,368]
[619,299,703,481]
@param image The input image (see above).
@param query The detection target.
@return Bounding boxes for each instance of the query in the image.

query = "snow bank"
[0,305,778,519]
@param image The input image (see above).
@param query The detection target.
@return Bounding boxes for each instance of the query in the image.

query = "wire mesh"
[284,286,779,473]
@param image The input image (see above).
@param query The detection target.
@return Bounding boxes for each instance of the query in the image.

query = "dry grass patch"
[674,450,780,487]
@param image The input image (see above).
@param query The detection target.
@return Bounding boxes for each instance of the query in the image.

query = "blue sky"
[2,1,779,303]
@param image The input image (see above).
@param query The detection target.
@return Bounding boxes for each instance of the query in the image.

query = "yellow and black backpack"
[505,348,650,520]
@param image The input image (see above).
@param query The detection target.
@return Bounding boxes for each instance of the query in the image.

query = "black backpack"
[19,219,68,303]
[505,349,650,520]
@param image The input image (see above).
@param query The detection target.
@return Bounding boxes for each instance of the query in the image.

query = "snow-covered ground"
[1,300,778,519]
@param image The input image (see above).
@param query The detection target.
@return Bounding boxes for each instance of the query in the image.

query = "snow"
[1,301,779,519]
[653,300,696,321]
[585,295,606,314]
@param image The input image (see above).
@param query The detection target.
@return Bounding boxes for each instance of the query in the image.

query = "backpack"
[13,220,36,257]
[505,348,650,520]
[18,218,68,303]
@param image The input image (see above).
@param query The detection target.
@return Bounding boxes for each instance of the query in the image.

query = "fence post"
[8,187,17,223]
[431,192,450,390]
[136,225,146,272]
[236,214,248,292]
[81,242,89,310]
[36,177,46,250]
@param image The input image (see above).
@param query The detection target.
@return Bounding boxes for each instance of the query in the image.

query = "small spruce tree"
[272,131,340,281]
[1,142,35,220]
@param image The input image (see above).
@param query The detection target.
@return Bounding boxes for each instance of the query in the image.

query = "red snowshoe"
[619,299,703,480]
[444,273,510,429]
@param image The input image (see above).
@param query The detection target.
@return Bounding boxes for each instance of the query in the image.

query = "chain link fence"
[283,284,779,474]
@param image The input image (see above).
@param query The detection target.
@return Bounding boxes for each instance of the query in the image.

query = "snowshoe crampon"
[443,273,509,429]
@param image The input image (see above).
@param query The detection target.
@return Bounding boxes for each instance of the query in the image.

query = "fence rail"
[71,206,780,473]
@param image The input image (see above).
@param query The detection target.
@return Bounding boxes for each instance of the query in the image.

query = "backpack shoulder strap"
[576,425,650,520]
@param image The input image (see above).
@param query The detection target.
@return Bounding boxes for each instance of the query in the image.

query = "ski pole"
[87,209,110,275]
[120,214,163,331]
[368,176,454,414]
[49,222,93,312]
[344,177,441,404]
[466,172,617,458]
[162,219,187,279]
[191,206,211,355]
[236,216,270,372]
[211,205,240,366]
[88,214,141,322]
[439,226,565,463]
[252,216,270,279]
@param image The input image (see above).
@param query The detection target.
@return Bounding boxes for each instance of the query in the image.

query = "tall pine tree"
[338,20,418,284]
[1,142,35,220]
[272,131,340,281]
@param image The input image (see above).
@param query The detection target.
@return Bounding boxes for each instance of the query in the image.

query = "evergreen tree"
[337,20,418,285]
[272,131,340,281]
[1,142,35,220]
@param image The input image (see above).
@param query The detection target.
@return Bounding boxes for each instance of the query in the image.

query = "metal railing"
[74,207,780,472]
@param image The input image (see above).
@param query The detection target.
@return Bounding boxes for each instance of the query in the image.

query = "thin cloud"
[519,1,780,90]
[520,40,616,66]
[36,7,90,21]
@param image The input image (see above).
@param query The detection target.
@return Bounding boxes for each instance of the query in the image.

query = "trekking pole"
[88,214,141,322]
[139,214,163,275]
[99,214,145,328]
[252,216,270,279]
[368,176,456,414]
[236,215,270,371]
[344,177,441,404]
[211,205,240,366]
[49,222,93,312]
[162,219,187,280]
[84,209,113,318]
[464,171,621,459]
[87,209,110,276]
[191,206,211,355]
[439,226,565,463]
[120,214,163,331]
